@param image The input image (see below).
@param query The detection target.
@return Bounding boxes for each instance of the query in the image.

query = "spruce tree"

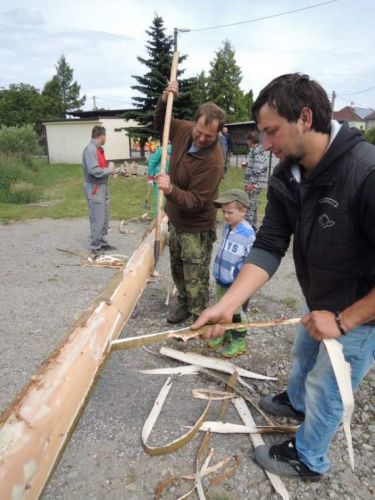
[124,15,194,152]
[42,55,86,118]
[206,40,251,123]
[187,71,208,111]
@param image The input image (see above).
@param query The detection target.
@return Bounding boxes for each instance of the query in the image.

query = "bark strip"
[141,377,212,456]
[233,397,290,500]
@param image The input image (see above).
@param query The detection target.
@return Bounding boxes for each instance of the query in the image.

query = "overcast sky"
[0,0,374,112]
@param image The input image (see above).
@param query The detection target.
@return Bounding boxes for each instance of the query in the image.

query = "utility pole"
[173,27,190,52]
[331,90,336,117]
[92,95,97,110]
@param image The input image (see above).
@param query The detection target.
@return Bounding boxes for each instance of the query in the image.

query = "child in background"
[147,142,171,217]
[209,188,256,357]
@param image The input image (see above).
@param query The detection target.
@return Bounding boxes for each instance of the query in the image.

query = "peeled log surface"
[0,218,168,499]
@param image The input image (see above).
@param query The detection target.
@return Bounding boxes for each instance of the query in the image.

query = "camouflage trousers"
[245,187,261,231]
[169,224,216,318]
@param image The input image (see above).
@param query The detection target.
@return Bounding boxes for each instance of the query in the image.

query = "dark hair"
[246,130,260,144]
[91,125,106,138]
[251,73,331,133]
[194,102,226,132]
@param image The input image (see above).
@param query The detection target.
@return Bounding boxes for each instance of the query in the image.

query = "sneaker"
[222,337,247,358]
[242,299,250,313]
[91,249,102,258]
[102,244,118,251]
[254,438,322,482]
[260,391,305,421]
[207,331,232,349]
[167,305,191,324]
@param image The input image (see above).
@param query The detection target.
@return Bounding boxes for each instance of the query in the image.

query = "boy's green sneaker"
[207,331,232,348]
[222,337,247,358]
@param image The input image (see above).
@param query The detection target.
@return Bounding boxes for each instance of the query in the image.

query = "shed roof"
[352,106,374,119]
[68,109,133,119]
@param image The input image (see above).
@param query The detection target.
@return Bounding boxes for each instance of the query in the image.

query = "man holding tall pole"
[154,80,225,323]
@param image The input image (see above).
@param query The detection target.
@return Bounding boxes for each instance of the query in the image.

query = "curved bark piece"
[140,365,200,376]
[233,397,290,500]
[323,339,355,470]
[198,421,298,434]
[159,346,276,381]
[0,218,168,499]
[142,377,212,456]
[192,388,236,401]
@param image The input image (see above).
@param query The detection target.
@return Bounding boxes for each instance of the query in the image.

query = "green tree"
[0,84,44,128]
[124,15,194,153]
[0,125,41,165]
[188,71,208,111]
[233,88,254,122]
[206,40,251,123]
[41,55,86,118]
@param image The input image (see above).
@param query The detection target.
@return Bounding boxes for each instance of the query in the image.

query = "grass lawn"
[0,158,266,222]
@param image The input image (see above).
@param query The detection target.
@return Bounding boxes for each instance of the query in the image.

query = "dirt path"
[0,219,374,499]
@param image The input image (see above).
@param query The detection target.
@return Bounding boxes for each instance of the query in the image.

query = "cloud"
[0,6,134,92]
[2,7,45,27]
[1,1,375,111]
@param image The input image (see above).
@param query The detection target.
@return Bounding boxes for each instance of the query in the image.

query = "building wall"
[366,119,375,130]
[45,120,98,164]
[44,118,139,164]
[348,119,365,130]
[101,118,138,161]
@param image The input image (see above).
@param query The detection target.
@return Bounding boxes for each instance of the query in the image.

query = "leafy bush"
[232,145,248,155]
[0,159,40,203]
[0,125,41,166]
[365,127,375,145]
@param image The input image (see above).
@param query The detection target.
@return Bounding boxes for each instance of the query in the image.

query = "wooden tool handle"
[111,317,301,351]
[154,51,179,262]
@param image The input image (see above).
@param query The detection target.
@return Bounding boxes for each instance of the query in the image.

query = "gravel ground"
[0,218,374,500]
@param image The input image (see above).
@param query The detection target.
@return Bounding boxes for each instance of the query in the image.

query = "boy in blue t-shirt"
[209,188,256,357]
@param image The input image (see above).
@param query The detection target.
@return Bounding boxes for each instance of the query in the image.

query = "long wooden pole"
[154,51,179,263]
[0,218,168,499]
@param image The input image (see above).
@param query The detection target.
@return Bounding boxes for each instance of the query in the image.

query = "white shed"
[43,110,139,164]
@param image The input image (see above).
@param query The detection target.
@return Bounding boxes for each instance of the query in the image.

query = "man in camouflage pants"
[242,131,267,231]
[154,80,225,323]
[168,225,216,320]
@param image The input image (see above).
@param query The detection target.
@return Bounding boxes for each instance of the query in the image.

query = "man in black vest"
[193,73,375,481]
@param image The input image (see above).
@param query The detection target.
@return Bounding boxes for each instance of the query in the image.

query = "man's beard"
[285,154,303,165]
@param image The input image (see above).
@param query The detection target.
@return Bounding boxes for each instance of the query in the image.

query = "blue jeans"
[287,319,375,473]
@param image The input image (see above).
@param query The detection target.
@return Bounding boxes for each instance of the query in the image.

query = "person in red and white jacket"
[82,126,116,255]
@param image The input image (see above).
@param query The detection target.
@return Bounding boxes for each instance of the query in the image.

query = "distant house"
[226,121,258,150]
[352,106,374,120]
[333,106,374,131]
[333,107,365,130]
[43,109,139,165]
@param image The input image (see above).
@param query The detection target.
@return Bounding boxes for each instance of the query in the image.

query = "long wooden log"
[0,217,168,499]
